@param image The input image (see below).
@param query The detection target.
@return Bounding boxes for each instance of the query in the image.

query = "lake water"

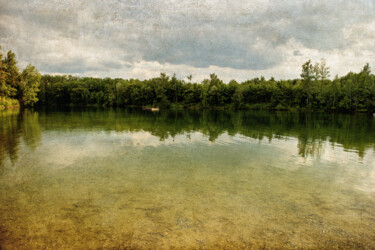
[0,108,374,248]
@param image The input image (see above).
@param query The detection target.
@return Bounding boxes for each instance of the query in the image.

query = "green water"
[0,108,374,249]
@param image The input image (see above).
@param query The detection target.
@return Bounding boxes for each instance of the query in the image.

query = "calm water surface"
[0,108,374,249]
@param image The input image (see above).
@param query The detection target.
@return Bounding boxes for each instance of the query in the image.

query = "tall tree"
[187,74,192,83]
[301,60,315,107]
[318,60,330,82]
[313,59,330,85]
[301,60,315,81]
[19,64,41,107]
[0,47,8,98]
[3,50,19,97]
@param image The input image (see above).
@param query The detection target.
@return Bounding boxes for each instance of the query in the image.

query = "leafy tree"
[2,46,374,113]
[0,47,8,98]
[317,60,330,82]
[2,50,19,98]
[300,60,315,107]
[19,64,41,107]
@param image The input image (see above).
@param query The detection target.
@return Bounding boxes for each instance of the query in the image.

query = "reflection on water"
[0,108,374,248]
[0,110,41,168]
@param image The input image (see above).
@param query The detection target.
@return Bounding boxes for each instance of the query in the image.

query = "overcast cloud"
[0,0,374,81]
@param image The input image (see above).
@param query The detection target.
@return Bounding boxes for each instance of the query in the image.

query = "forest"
[1,46,374,112]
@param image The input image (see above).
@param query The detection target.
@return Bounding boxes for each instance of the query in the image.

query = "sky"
[0,0,374,82]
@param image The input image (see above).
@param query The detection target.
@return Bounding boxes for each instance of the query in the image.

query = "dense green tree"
[19,64,41,107]
[35,62,373,113]
[1,46,374,113]
[301,60,315,107]
[2,50,19,98]
[0,48,8,98]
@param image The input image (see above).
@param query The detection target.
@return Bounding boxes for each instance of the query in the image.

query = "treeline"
[39,62,375,112]
[0,47,41,109]
[1,47,375,112]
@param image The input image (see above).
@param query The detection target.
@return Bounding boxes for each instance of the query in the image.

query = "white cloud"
[0,0,374,81]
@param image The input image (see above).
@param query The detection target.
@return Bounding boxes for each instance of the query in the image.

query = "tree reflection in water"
[1,108,374,169]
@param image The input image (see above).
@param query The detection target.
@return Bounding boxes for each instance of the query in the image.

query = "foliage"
[0,47,40,108]
[19,64,41,107]
[36,61,375,112]
[0,97,19,110]
[2,50,19,98]
[1,46,374,112]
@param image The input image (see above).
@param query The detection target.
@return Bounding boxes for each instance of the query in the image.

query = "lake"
[0,108,374,248]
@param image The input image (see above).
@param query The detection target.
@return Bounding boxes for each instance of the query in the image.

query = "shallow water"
[0,108,374,249]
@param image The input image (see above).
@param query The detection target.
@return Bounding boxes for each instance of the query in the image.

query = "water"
[0,108,374,248]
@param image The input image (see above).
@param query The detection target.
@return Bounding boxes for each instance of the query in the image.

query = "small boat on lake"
[142,106,159,111]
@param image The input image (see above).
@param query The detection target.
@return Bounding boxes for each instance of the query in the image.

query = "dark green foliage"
[37,61,375,112]
[0,47,41,108]
[0,48,18,100]
[0,46,374,113]
[3,50,19,98]
[19,64,41,107]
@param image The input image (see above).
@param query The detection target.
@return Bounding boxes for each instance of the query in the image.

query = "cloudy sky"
[0,0,374,82]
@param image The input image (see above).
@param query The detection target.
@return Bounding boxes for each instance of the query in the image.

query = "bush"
[0,97,20,109]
